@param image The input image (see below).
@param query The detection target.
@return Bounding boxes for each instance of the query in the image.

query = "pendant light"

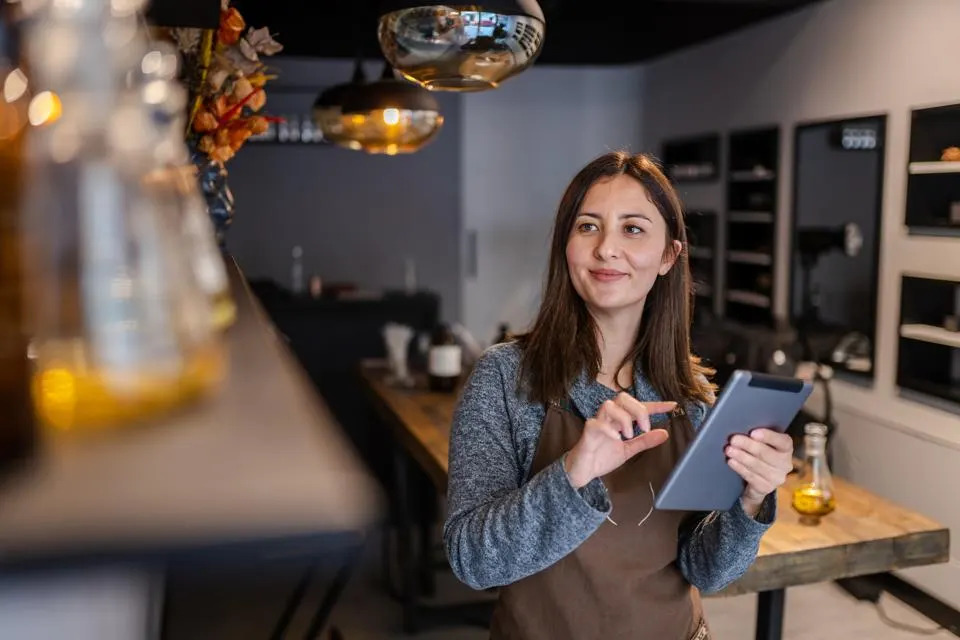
[339,62,443,155]
[377,1,545,92]
[312,59,367,150]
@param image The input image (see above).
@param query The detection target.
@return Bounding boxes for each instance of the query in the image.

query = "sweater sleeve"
[443,348,610,590]
[676,399,776,593]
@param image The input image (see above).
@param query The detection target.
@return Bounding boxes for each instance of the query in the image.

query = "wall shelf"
[661,133,720,183]
[727,250,773,266]
[726,289,771,308]
[686,209,719,323]
[730,169,776,182]
[897,275,960,410]
[724,126,779,325]
[905,103,960,232]
[729,211,774,223]
[900,323,960,349]
[908,161,960,174]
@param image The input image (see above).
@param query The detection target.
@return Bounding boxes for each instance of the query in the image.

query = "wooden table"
[361,363,950,640]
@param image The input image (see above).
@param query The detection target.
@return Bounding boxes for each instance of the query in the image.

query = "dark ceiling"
[231,0,823,66]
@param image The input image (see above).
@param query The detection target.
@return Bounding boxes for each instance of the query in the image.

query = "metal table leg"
[755,589,785,640]
[393,447,419,634]
[303,543,364,640]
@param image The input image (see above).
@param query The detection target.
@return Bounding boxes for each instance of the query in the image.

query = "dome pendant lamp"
[377,1,545,92]
[339,63,444,155]
[312,59,367,150]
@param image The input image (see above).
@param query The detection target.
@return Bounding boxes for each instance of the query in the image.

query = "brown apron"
[490,399,710,640]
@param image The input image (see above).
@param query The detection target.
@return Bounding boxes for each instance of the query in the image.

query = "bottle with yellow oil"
[791,422,836,525]
[20,0,225,434]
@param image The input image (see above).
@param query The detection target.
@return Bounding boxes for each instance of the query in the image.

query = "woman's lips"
[589,269,627,282]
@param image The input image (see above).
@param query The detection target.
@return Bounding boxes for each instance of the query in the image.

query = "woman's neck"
[592,306,644,391]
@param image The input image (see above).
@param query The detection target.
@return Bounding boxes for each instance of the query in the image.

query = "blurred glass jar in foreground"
[791,422,836,525]
[131,39,236,331]
[0,5,38,467]
[21,0,225,433]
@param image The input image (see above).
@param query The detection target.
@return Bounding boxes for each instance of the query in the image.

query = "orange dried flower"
[210,145,235,164]
[248,116,269,135]
[229,128,252,151]
[247,89,266,112]
[197,135,215,153]
[215,128,232,148]
[218,8,245,46]
[213,94,231,119]
[192,109,218,133]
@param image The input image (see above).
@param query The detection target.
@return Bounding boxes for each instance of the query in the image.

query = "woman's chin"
[583,294,643,316]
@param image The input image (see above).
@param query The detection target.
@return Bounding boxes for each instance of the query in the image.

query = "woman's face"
[565,174,681,319]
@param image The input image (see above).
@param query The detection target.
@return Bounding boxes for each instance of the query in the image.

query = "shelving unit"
[897,275,960,409]
[686,209,719,322]
[905,103,960,234]
[661,133,720,183]
[724,126,779,325]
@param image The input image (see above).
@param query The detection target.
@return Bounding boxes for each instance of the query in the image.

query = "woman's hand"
[564,393,674,489]
[725,428,794,518]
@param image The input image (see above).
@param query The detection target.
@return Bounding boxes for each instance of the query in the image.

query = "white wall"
[459,64,645,343]
[643,0,960,607]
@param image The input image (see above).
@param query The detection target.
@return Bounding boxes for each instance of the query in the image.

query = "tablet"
[654,370,813,512]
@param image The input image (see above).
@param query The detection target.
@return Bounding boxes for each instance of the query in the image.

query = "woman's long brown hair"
[516,150,716,407]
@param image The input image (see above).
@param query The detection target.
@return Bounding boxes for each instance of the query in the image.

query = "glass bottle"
[791,422,836,525]
[291,245,304,294]
[0,5,37,469]
[131,38,235,331]
[21,0,225,433]
[427,324,461,392]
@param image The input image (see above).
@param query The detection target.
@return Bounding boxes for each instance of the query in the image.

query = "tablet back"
[654,370,813,512]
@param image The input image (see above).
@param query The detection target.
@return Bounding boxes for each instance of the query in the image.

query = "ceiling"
[230,0,824,66]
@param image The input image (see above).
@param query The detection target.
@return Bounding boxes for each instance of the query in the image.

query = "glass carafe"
[21,0,225,432]
[131,39,235,331]
[791,422,836,525]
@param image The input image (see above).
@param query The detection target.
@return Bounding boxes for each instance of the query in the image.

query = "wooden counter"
[0,261,382,570]
[360,362,949,595]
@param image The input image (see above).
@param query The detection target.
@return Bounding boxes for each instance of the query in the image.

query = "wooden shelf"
[897,275,960,410]
[900,323,960,348]
[908,161,960,174]
[724,126,778,325]
[729,211,774,223]
[730,169,776,182]
[727,250,772,266]
[662,134,720,183]
[906,103,960,231]
[727,289,771,308]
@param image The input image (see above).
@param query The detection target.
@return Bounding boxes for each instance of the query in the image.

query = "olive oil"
[791,422,836,525]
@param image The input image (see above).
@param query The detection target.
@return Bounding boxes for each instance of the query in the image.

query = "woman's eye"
[577,222,598,232]
[625,224,644,235]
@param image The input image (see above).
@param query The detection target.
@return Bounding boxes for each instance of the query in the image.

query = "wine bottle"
[0,9,36,468]
[428,324,461,392]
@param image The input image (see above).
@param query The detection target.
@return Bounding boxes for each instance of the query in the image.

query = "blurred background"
[1,0,959,638]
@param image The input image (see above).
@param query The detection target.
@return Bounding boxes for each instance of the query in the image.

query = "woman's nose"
[594,229,620,260]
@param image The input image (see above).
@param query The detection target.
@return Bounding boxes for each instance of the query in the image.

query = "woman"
[444,151,794,640]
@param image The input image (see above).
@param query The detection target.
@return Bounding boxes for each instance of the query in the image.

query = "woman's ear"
[659,239,683,276]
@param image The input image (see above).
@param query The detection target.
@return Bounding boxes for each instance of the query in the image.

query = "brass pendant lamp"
[312,60,367,150]
[377,1,545,92]
[339,62,443,155]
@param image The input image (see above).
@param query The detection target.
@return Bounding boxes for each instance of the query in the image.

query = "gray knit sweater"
[443,342,775,592]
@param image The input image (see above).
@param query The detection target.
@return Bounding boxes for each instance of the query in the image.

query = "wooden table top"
[361,362,949,595]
